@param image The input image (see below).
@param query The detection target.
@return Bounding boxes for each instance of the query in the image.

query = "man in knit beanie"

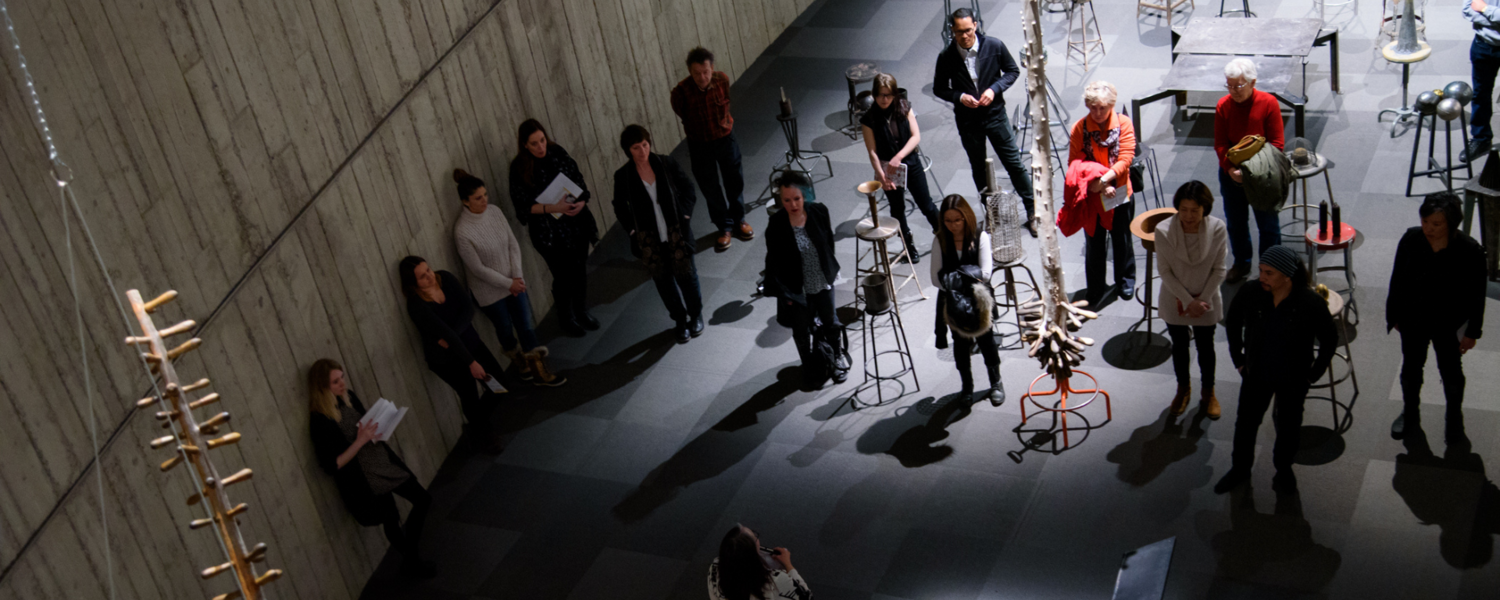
[1216,245,1339,495]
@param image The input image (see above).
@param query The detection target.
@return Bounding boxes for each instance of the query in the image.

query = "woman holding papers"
[308,358,435,578]
[452,168,567,386]
[1067,81,1137,307]
[398,255,509,452]
[509,119,600,337]
[860,73,938,256]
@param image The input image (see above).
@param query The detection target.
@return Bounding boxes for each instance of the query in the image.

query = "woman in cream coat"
[1156,181,1229,419]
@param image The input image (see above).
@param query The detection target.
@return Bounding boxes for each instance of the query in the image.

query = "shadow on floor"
[1393,434,1500,569]
[1208,491,1343,593]
[854,393,981,468]
[1106,407,1212,487]
[611,366,809,522]
[489,331,676,436]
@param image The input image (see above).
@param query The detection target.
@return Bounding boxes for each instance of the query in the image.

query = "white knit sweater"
[454,206,525,306]
[1155,215,1229,326]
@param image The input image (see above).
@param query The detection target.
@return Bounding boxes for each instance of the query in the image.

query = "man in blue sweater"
[932,8,1035,235]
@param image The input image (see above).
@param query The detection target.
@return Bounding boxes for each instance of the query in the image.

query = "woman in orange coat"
[1068,81,1137,307]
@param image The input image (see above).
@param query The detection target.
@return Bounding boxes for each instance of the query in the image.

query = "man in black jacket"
[1387,192,1488,450]
[1216,245,1339,495]
[932,8,1035,233]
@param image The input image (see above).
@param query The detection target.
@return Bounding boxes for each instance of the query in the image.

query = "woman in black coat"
[612,124,704,344]
[510,118,600,337]
[763,172,844,387]
[398,256,508,451]
[308,358,435,578]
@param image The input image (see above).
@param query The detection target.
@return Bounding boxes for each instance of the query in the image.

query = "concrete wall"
[0,0,811,597]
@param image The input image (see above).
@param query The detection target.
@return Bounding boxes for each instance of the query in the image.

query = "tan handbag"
[1226,135,1266,166]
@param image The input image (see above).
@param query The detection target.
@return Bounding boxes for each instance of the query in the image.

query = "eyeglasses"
[1225,81,1252,91]
[952,26,975,35]
[875,93,895,99]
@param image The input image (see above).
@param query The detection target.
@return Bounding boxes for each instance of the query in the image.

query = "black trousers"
[958,110,1035,218]
[375,477,431,558]
[651,256,703,323]
[885,157,940,241]
[1084,203,1137,301]
[540,242,590,319]
[1231,374,1310,474]
[791,289,839,367]
[1166,324,1217,389]
[1399,325,1466,420]
[954,331,1001,388]
[687,133,747,232]
[429,330,507,427]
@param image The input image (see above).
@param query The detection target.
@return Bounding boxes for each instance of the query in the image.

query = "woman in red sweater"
[1068,81,1137,306]
[1213,58,1285,283]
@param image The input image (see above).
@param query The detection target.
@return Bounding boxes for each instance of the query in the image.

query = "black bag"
[941,265,995,338]
[776,298,805,329]
[809,324,850,382]
[1129,157,1146,193]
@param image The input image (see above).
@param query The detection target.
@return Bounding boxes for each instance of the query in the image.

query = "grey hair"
[1224,58,1257,81]
[1082,81,1117,107]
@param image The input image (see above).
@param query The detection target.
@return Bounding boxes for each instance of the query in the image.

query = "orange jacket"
[1067,112,1136,198]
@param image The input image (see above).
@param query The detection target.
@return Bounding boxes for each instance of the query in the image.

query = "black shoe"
[1391,412,1418,440]
[1213,469,1250,494]
[1226,264,1250,284]
[576,311,600,331]
[1462,138,1491,163]
[689,314,705,337]
[1025,220,1038,238]
[559,317,586,337]
[987,386,1006,407]
[401,557,437,579]
[1272,471,1298,494]
[831,367,848,384]
[673,321,691,344]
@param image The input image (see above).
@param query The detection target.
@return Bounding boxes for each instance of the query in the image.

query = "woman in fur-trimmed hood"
[929,195,1005,405]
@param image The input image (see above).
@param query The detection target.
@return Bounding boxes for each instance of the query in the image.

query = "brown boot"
[525,347,567,387]
[1202,387,1221,420]
[1170,384,1191,416]
[504,348,534,381]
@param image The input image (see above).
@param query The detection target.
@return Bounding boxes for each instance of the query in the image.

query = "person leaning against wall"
[452,168,566,387]
[509,119,601,337]
[397,256,510,453]
[1155,181,1229,420]
[308,358,435,578]
[671,46,754,253]
[612,124,706,344]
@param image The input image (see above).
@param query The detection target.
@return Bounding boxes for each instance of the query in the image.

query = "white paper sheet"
[357,397,408,442]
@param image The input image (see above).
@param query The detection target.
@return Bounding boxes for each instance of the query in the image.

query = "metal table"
[1131,54,1307,137]
[1170,18,1340,94]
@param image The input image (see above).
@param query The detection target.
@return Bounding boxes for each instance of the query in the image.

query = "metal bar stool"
[1306,292,1359,434]
[842,62,880,139]
[770,110,832,190]
[1136,0,1194,30]
[1218,0,1254,17]
[854,182,926,314]
[987,190,1041,349]
[1405,105,1473,196]
[1129,208,1178,336]
[852,272,920,408]
[1279,146,1335,239]
[1377,33,1431,137]
[1305,222,1360,325]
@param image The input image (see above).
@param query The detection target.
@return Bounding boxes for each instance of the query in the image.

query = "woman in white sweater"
[1155,181,1228,418]
[452,169,565,386]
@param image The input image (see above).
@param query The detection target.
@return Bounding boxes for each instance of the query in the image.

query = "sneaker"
[1461,138,1491,163]
[715,232,732,252]
[689,314,705,337]
[1226,264,1250,284]
[1213,469,1250,494]
[734,222,756,242]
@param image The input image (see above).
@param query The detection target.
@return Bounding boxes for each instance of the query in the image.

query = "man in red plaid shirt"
[672,47,753,252]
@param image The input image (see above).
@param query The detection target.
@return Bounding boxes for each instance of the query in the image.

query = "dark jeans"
[687,133,746,232]
[376,477,431,558]
[652,256,704,323]
[1084,203,1137,301]
[479,292,539,352]
[540,243,590,320]
[790,289,839,367]
[959,110,1035,218]
[1472,37,1500,145]
[1230,375,1309,475]
[1399,325,1466,422]
[1218,169,1280,268]
[1167,324,1218,389]
[429,328,507,427]
[954,331,1002,388]
[886,157,940,241]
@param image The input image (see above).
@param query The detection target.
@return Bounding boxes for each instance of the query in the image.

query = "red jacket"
[1059,160,1114,237]
[1213,90,1285,172]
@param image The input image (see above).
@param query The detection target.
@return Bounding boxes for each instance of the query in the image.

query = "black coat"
[1225,282,1339,382]
[310,391,413,526]
[404,270,479,368]
[932,35,1021,122]
[1386,227,1487,338]
[611,153,697,255]
[509,144,599,252]
[763,202,839,305]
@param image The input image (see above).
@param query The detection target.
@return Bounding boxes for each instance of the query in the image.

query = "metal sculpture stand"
[770,111,832,189]
[1378,0,1432,137]
[852,292,920,408]
[854,181,926,308]
[842,62,880,139]
[1104,208,1175,370]
[125,289,282,600]
[1280,150,1336,236]
[1406,111,1473,196]
[1020,369,1112,448]
[1067,0,1106,70]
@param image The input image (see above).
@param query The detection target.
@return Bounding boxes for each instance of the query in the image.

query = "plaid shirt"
[670,71,734,141]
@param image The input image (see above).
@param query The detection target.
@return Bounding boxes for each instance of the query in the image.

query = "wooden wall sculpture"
[0,1,814,598]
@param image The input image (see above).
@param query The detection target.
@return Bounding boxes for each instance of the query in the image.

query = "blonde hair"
[308,358,345,421]
[1082,81,1117,107]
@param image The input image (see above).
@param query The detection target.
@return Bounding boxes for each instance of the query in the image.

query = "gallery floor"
[360,0,1500,598]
